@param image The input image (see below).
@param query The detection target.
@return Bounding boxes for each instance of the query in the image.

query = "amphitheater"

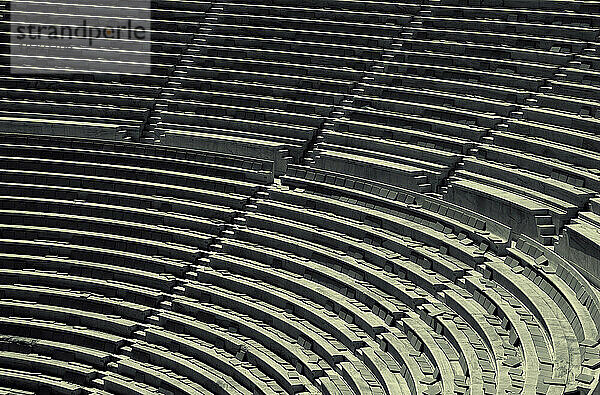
[4,0,600,394]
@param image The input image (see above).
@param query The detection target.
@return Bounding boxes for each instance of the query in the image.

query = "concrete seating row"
[0,299,138,338]
[0,266,166,308]
[125,340,255,395]
[249,191,483,270]
[386,48,558,80]
[464,272,549,393]
[217,0,420,14]
[103,372,165,395]
[146,128,294,176]
[0,195,225,235]
[0,222,202,262]
[417,15,598,40]
[0,154,261,195]
[112,356,210,394]
[556,198,600,291]
[311,148,434,192]
[0,166,255,210]
[310,101,484,192]
[509,235,600,344]
[209,13,405,39]
[0,336,111,370]
[150,313,312,394]
[238,201,511,390]
[0,284,152,322]
[169,76,347,105]
[481,253,587,393]
[0,252,176,294]
[432,2,600,19]
[0,351,96,388]
[217,2,417,24]
[380,57,546,91]
[0,367,83,395]
[444,152,593,244]
[282,165,511,253]
[353,94,499,131]
[369,69,531,105]
[361,82,518,117]
[0,181,237,221]
[0,209,213,249]
[309,73,503,193]
[485,128,600,193]
[207,221,477,392]
[0,317,126,354]
[0,134,273,183]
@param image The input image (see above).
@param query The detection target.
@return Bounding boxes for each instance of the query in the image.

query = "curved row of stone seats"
[556,198,600,290]
[438,34,600,245]
[0,367,84,395]
[2,280,286,393]
[369,0,600,126]
[0,134,266,196]
[153,0,419,169]
[368,67,530,107]
[157,127,293,176]
[444,152,596,245]
[146,316,303,394]
[0,316,126,355]
[483,234,600,393]
[100,374,162,395]
[0,351,97,387]
[284,165,511,253]
[509,235,600,343]
[0,329,227,395]
[418,9,599,41]
[0,0,211,141]
[515,95,600,143]
[0,335,112,371]
[379,54,548,95]
[0,247,176,295]
[441,0,600,13]
[0,386,34,395]
[458,263,575,392]
[474,67,600,205]
[0,283,152,323]
[482,127,600,194]
[271,164,600,393]
[0,265,174,391]
[0,297,138,339]
[0,132,273,183]
[0,166,249,213]
[120,339,264,395]
[424,5,600,33]
[478,259,579,393]
[171,289,363,394]
[109,355,213,394]
[0,266,166,309]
